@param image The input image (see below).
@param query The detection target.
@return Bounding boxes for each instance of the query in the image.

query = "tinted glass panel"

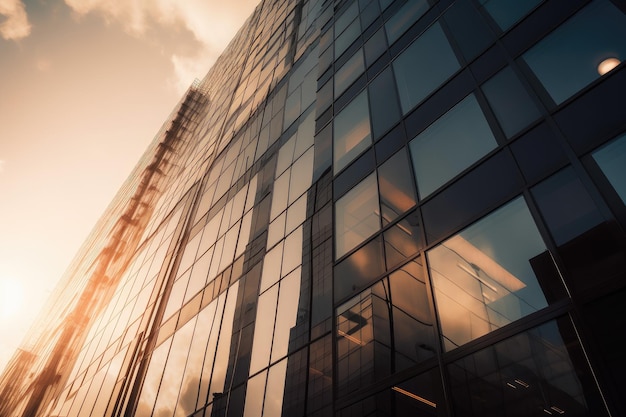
[522,0,626,104]
[531,167,604,246]
[478,0,542,31]
[335,173,380,258]
[334,91,372,174]
[428,197,554,351]
[448,318,610,416]
[378,149,416,224]
[335,49,365,98]
[409,94,497,198]
[335,236,385,302]
[592,133,626,205]
[393,22,460,114]
[385,0,430,44]
[482,66,541,138]
[368,67,401,139]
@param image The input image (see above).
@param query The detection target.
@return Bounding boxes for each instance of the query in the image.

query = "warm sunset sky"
[0,0,258,374]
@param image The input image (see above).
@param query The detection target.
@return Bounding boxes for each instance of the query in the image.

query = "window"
[409,94,497,198]
[428,197,557,351]
[393,22,460,114]
[448,318,610,416]
[334,90,372,174]
[592,133,626,205]
[482,66,541,138]
[523,0,626,104]
[335,173,380,258]
[478,0,542,31]
[384,0,430,44]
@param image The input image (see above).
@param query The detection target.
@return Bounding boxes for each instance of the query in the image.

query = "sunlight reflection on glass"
[597,57,620,75]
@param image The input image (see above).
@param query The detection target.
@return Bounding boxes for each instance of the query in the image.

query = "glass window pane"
[428,197,555,351]
[482,66,541,138]
[531,167,604,246]
[384,215,421,268]
[335,173,380,258]
[364,28,387,66]
[522,0,626,104]
[448,318,610,416]
[393,22,460,114]
[271,268,301,362]
[334,91,372,174]
[335,18,361,58]
[385,0,430,44]
[335,49,365,98]
[378,149,416,224]
[334,236,385,303]
[592,133,626,205]
[478,0,542,31]
[337,281,391,397]
[249,284,279,375]
[409,94,497,198]
[368,67,401,139]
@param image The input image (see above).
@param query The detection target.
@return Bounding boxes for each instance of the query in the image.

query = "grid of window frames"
[324,0,626,416]
[6,0,626,417]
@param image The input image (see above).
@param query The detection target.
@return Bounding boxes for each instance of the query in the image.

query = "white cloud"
[63,0,259,93]
[0,0,32,40]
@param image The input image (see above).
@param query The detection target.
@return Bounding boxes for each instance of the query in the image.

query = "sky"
[0,0,258,374]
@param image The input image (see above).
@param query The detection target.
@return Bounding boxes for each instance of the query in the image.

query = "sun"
[0,277,24,320]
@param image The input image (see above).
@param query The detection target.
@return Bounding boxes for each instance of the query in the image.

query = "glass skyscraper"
[1,0,626,416]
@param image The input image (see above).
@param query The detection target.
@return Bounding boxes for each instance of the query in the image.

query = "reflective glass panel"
[448,318,609,416]
[334,90,372,174]
[592,133,626,205]
[378,149,417,224]
[393,22,460,114]
[478,0,542,31]
[368,67,402,139]
[409,94,497,198]
[335,49,365,98]
[531,167,604,246]
[385,0,430,44]
[522,0,626,104]
[335,173,380,258]
[482,66,541,138]
[428,197,552,351]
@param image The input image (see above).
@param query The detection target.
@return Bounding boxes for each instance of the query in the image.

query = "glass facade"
[1,0,626,416]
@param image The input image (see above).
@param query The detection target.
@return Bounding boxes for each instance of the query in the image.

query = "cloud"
[0,0,32,40]
[36,58,52,72]
[63,0,259,93]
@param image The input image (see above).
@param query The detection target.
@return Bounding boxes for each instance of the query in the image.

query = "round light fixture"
[598,57,621,75]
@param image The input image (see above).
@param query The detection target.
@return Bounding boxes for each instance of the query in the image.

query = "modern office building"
[1,0,626,416]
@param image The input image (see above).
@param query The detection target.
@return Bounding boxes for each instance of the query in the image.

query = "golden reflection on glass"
[198,295,226,408]
[271,170,290,220]
[428,197,549,351]
[281,225,303,277]
[264,359,289,416]
[335,174,380,258]
[267,212,287,249]
[151,317,196,417]
[597,57,620,75]
[288,147,314,205]
[333,91,372,173]
[285,193,307,234]
[135,338,173,417]
[243,370,267,417]
[208,281,240,400]
[236,210,253,258]
[172,297,219,416]
[260,241,284,293]
[271,267,302,362]
[249,284,279,375]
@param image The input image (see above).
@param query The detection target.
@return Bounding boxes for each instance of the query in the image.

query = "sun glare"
[0,278,24,320]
